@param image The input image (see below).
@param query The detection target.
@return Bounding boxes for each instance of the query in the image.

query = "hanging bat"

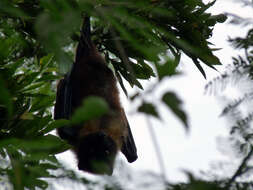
[54,16,137,175]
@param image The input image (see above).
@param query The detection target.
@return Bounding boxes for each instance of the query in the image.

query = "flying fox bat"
[54,16,137,175]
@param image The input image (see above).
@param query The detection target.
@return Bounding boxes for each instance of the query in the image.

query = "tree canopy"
[0,0,231,190]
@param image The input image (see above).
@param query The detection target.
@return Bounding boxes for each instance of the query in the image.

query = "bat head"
[77,131,117,175]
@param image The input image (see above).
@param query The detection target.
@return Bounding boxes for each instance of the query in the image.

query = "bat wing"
[54,17,93,145]
[54,77,69,119]
[121,110,138,163]
[54,72,77,144]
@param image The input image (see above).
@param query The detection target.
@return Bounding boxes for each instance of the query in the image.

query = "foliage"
[205,1,253,189]
[0,0,226,190]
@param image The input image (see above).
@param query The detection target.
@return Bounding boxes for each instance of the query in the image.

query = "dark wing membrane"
[54,73,77,144]
[54,17,92,145]
[54,73,72,120]
[54,78,66,120]
[121,111,138,163]
[55,17,90,120]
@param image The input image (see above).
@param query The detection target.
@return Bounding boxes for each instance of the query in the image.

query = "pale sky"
[55,0,252,188]
[118,0,253,182]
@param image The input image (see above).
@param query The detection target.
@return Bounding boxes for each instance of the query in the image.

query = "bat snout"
[77,132,117,175]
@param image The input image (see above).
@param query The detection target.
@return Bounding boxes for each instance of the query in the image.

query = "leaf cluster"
[0,0,226,189]
[1,0,225,81]
[205,3,253,187]
[0,21,69,189]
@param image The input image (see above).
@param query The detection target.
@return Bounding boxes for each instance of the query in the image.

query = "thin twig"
[95,6,137,83]
[146,116,167,183]
[226,146,253,189]
[109,28,137,82]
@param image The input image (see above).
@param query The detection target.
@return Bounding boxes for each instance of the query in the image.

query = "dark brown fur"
[71,44,128,147]
[54,17,137,175]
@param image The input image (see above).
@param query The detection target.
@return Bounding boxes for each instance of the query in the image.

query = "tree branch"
[226,146,253,189]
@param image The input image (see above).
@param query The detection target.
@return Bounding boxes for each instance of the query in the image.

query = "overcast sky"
[56,0,253,187]
[119,0,253,182]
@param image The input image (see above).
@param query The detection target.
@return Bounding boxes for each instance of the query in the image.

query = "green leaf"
[71,96,109,124]
[193,59,207,79]
[35,3,81,73]
[11,115,52,137]
[113,61,144,89]
[130,92,140,101]
[1,134,70,155]
[31,179,48,189]
[42,134,71,154]
[138,102,159,118]
[6,58,25,76]
[155,58,179,80]
[132,61,156,80]
[18,72,41,90]
[42,119,71,134]
[162,92,188,130]
[36,74,59,82]
[0,0,28,18]
[0,76,13,117]
[30,95,54,113]
[197,0,216,14]
[39,54,54,71]
[116,71,128,97]
[21,82,45,92]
